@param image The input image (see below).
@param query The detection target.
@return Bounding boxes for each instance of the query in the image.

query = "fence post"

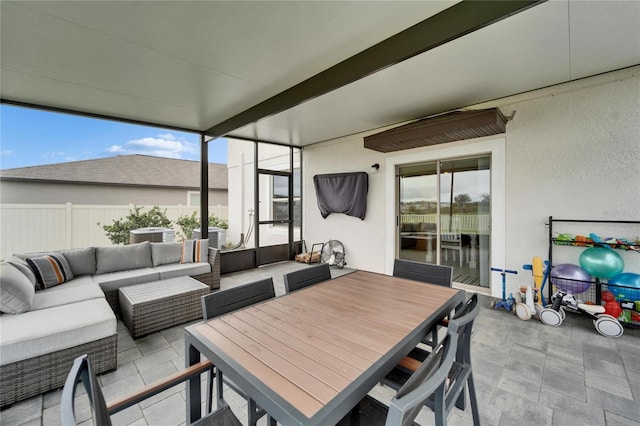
[66,202,73,248]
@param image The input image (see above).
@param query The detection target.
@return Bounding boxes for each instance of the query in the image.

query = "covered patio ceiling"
[1,1,638,147]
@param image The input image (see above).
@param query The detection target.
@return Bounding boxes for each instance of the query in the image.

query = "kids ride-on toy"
[539,290,624,338]
[490,267,517,312]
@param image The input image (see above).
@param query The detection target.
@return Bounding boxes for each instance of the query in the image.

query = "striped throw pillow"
[181,239,209,264]
[26,253,74,290]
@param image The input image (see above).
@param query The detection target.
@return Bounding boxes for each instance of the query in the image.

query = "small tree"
[175,211,199,241]
[176,212,229,241]
[100,206,172,245]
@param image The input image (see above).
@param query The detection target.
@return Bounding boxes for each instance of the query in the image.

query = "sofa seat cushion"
[30,276,104,311]
[152,262,210,280]
[0,298,116,365]
[94,268,161,293]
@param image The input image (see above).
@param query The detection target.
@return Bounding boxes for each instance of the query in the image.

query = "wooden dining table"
[185,270,465,425]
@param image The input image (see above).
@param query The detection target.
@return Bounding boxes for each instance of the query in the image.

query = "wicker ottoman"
[119,276,209,338]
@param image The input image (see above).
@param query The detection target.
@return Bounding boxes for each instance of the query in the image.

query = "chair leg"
[467,373,480,426]
[434,386,447,426]
[216,370,225,409]
[248,399,259,426]
[454,384,466,410]
[206,369,215,413]
[430,327,439,348]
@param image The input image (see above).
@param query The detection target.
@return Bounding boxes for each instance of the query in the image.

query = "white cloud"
[107,133,198,160]
[0,150,13,157]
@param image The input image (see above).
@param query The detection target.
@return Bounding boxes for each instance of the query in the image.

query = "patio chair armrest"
[398,356,422,373]
[107,360,213,415]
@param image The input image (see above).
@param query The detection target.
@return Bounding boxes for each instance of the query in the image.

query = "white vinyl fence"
[0,203,228,258]
[401,213,490,234]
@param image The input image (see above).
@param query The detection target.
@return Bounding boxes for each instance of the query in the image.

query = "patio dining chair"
[283,263,331,293]
[61,354,240,426]
[393,259,453,348]
[201,278,276,426]
[337,330,459,426]
[383,293,481,426]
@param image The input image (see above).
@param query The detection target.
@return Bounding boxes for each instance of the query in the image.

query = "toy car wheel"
[539,308,563,327]
[594,314,624,338]
[515,303,532,320]
[490,300,496,308]
[534,304,543,317]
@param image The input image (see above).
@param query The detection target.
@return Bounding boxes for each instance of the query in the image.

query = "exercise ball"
[608,272,640,301]
[550,263,591,294]
[579,247,625,278]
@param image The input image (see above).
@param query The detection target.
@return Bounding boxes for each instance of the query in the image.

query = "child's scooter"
[490,267,517,311]
[539,290,624,338]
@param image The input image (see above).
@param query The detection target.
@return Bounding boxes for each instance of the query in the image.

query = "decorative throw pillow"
[7,257,37,287]
[25,253,74,290]
[0,263,36,314]
[181,239,209,264]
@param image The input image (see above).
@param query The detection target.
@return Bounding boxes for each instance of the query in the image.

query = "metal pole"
[200,135,209,239]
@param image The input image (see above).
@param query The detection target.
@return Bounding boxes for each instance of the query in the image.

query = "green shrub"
[176,212,228,241]
[100,206,172,245]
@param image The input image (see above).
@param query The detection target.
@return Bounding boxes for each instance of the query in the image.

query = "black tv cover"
[313,172,368,220]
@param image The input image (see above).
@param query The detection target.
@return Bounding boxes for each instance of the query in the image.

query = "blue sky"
[0,105,227,170]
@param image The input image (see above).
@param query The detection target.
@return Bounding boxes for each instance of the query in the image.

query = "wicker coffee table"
[119,276,209,338]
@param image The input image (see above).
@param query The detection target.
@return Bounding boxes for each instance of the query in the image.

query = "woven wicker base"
[120,277,210,339]
[0,335,116,408]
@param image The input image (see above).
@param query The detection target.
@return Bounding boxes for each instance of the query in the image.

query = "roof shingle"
[0,155,227,189]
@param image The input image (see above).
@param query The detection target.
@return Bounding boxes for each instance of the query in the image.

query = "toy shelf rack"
[547,216,640,327]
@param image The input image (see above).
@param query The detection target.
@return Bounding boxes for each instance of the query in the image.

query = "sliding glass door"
[398,155,491,288]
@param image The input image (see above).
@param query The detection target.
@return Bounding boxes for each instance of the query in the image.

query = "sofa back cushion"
[59,247,97,276]
[26,253,74,290]
[6,257,37,287]
[0,263,36,314]
[151,242,182,266]
[95,242,152,275]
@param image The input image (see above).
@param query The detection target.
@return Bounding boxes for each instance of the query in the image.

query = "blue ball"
[608,272,640,301]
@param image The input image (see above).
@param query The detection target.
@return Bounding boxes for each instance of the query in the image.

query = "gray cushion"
[150,242,182,267]
[59,247,96,276]
[94,269,160,293]
[25,253,74,290]
[0,298,116,365]
[181,239,209,263]
[152,262,211,280]
[6,257,37,287]
[30,277,104,311]
[95,241,152,275]
[0,263,35,314]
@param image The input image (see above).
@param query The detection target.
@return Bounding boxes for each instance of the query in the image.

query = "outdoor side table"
[119,276,209,338]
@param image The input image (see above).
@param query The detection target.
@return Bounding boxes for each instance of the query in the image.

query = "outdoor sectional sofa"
[0,240,220,407]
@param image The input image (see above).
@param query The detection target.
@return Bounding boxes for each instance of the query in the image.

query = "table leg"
[186,342,202,423]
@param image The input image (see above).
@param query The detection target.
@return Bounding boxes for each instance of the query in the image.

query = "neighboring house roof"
[0,155,228,190]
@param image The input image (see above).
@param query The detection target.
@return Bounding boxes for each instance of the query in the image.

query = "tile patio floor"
[1,261,639,426]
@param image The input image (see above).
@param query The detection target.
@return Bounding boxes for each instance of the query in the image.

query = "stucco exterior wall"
[303,68,640,297]
[0,181,227,206]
